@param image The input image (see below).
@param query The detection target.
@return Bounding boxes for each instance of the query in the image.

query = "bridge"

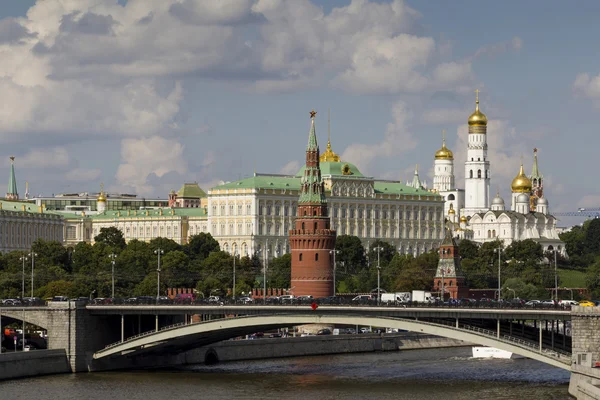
[2,302,599,398]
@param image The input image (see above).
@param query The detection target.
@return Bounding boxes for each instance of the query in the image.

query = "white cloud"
[472,36,524,59]
[115,136,188,195]
[573,73,600,102]
[341,101,416,170]
[65,168,102,182]
[8,147,71,168]
[279,160,300,175]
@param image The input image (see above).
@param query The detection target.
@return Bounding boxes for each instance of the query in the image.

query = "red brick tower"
[288,110,336,298]
[433,232,469,300]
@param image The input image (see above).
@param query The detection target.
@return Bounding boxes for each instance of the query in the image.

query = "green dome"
[296,161,364,177]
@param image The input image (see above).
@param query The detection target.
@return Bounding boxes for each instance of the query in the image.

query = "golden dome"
[448,203,456,214]
[459,215,467,223]
[511,164,533,193]
[97,183,107,202]
[468,90,488,128]
[435,141,454,160]
[320,140,340,162]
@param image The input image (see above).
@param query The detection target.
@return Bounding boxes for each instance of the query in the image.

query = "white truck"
[380,292,411,304]
[412,290,434,303]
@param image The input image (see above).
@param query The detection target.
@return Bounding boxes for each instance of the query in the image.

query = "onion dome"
[448,203,456,215]
[511,164,533,193]
[492,193,505,206]
[537,197,548,205]
[320,140,341,162]
[435,137,454,160]
[97,183,106,202]
[517,193,530,203]
[459,215,468,223]
[468,90,488,134]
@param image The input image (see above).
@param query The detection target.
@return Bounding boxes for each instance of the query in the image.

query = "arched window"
[477,170,482,178]
[299,253,303,261]
[492,230,496,237]
[315,253,319,261]
[313,210,317,216]
[487,230,491,238]
[469,170,473,178]
[302,222,305,230]
[448,194,455,200]
[449,281,453,287]
[304,210,307,216]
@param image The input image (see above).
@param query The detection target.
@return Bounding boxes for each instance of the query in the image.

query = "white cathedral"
[432,92,566,256]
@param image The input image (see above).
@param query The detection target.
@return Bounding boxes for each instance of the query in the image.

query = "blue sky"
[0,0,596,226]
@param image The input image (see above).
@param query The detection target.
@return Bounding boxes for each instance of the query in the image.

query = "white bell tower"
[463,90,490,217]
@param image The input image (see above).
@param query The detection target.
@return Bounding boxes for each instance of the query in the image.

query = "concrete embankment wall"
[0,350,71,380]
[190,333,469,364]
[92,333,469,371]
[570,365,600,400]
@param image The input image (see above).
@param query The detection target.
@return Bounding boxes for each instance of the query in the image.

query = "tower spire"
[6,156,18,200]
[531,147,540,178]
[411,164,422,188]
[307,110,318,150]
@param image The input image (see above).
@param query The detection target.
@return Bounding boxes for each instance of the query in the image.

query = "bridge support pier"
[539,322,542,352]
[121,314,124,342]
[155,315,158,332]
[496,319,500,338]
[455,318,458,328]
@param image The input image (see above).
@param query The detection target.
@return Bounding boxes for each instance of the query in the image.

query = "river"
[0,347,571,399]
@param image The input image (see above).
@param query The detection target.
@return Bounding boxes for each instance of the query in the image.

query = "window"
[299,253,303,261]
[314,222,317,230]
[302,222,305,230]
[469,170,473,178]
[448,194,455,200]
[315,253,319,261]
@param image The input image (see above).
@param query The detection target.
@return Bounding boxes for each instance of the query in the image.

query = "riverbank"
[0,333,471,378]
[0,349,71,381]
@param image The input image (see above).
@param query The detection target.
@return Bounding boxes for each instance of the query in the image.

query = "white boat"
[471,346,524,359]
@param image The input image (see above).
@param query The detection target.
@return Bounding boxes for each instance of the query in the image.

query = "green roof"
[176,183,206,198]
[0,199,63,218]
[296,161,365,177]
[373,181,435,196]
[212,175,300,191]
[211,173,440,199]
[88,207,207,220]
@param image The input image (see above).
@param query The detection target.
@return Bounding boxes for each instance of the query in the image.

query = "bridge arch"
[93,314,571,370]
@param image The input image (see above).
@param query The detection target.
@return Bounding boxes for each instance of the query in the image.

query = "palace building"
[207,117,445,260]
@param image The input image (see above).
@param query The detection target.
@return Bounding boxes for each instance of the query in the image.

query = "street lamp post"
[263,246,270,305]
[19,254,27,352]
[108,253,117,298]
[155,249,164,302]
[506,287,516,300]
[28,252,37,298]
[232,249,237,302]
[330,250,340,297]
[374,246,383,305]
[553,249,558,301]
[19,255,27,300]
[494,247,502,301]
[563,287,573,300]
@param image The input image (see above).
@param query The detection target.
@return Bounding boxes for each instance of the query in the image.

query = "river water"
[0,348,571,399]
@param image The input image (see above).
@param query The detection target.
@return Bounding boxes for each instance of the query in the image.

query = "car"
[208,296,223,304]
[579,300,595,307]
[351,295,372,304]
[525,300,541,306]
[344,328,356,334]
[359,327,371,334]
[297,295,313,303]
[316,328,331,335]
[279,295,296,304]
[542,300,557,306]
[558,299,578,306]
[51,296,69,302]
[237,296,254,304]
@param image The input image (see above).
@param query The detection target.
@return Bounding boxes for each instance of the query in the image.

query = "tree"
[269,254,291,289]
[38,280,74,299]
[94,227,126,250]
[458,239,479,260]
[586,257,600,299]
[584,219,600,255]
[133,273,166,297]
[185,233,220,261]
[502,277,538,300]
[31,239,69,272]
[161,250,192,288]
[71,242,94,274]
[367,240,396,267]
[334,235,366,276]
[198,251,234,292]
[149,237,181,255]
